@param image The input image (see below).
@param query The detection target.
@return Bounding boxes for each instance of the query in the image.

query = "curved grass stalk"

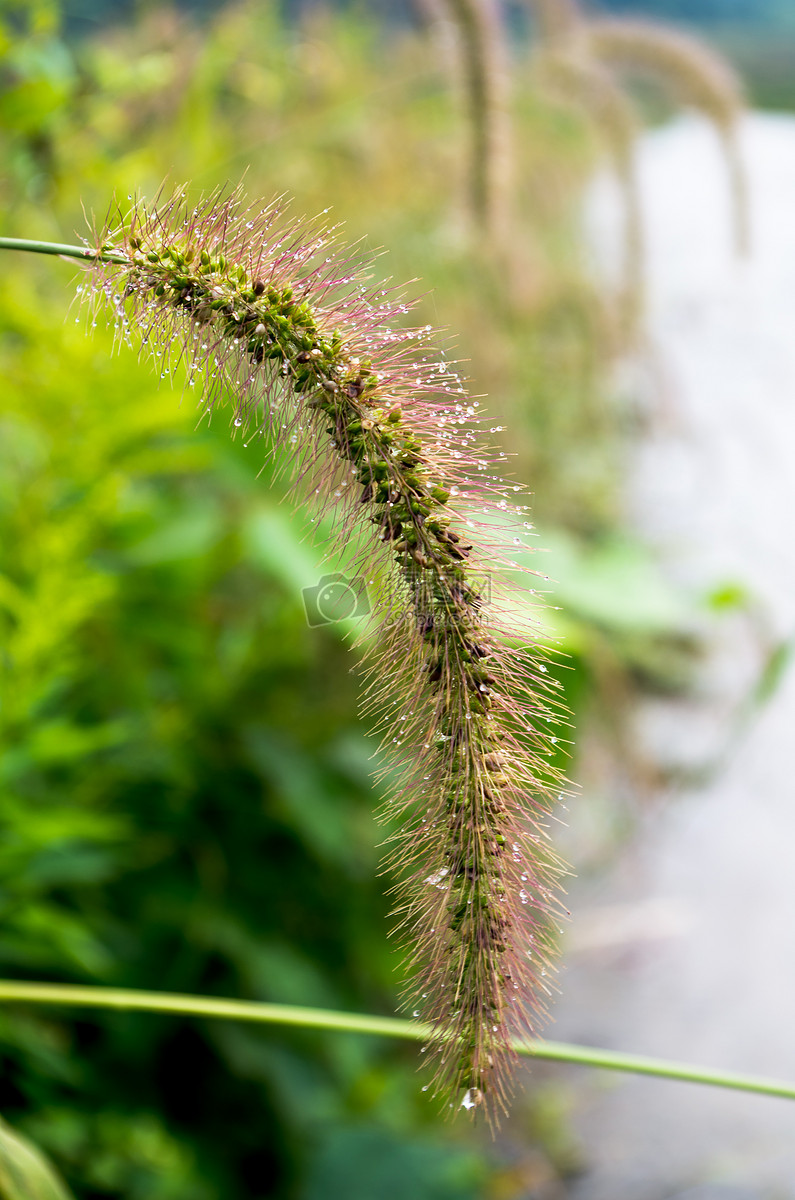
[1,980,795,1105]
[585,18,748,255]
[527,0,582,41]
[531,51,643,324]
[427,0,513,242]
[522,0,748,322]
[0,196,567,1124]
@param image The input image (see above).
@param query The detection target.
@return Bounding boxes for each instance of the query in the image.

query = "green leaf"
[127,504,223,564]
[539,530,692,636]
[0,1118,74,1200]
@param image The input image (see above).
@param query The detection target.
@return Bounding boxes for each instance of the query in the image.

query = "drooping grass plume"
[420,0,746,323]
[417,0,513,243]
[521,0,749,322]
[69,185,569,1122]
[586,18,748,255]
[532,49,643,321]
[528,0,582,41]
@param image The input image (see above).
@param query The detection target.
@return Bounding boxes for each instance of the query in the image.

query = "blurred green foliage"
[0,1,703,1196]
[0,1116,74,1200]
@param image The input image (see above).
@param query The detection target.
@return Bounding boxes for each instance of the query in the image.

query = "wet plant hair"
[80,184,569,1123]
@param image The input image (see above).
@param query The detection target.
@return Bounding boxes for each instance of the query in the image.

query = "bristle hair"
[84,184,569,1123]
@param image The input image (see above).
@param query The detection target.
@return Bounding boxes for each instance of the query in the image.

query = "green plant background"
[0,1,772,1197]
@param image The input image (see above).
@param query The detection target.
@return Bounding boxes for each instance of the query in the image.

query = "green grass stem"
[0,237,127,264]
[0,980,793,1103]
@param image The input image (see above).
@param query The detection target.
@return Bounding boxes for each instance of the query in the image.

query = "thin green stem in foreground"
[0,236,128,264]
[0,980,793,1103]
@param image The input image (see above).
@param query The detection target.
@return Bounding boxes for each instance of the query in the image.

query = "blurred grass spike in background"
[421,0,747,321]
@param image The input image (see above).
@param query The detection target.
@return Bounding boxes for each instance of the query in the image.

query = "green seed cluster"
[124,234,495,706]
[108,222,555,1118]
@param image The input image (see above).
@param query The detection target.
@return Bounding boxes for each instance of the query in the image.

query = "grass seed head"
[84,183,570,1124]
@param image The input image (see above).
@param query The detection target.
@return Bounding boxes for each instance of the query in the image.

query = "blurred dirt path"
[547,114,795,1200]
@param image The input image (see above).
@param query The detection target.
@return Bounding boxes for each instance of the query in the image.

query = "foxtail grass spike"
[524,0,748,320]
[73,185,568,1124]
[533,50,643,322]
[431,0,513,243]
[527,0,583,41]
[586,17,748,255]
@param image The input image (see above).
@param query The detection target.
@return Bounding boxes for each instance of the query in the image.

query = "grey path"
[546,115,795,1200]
